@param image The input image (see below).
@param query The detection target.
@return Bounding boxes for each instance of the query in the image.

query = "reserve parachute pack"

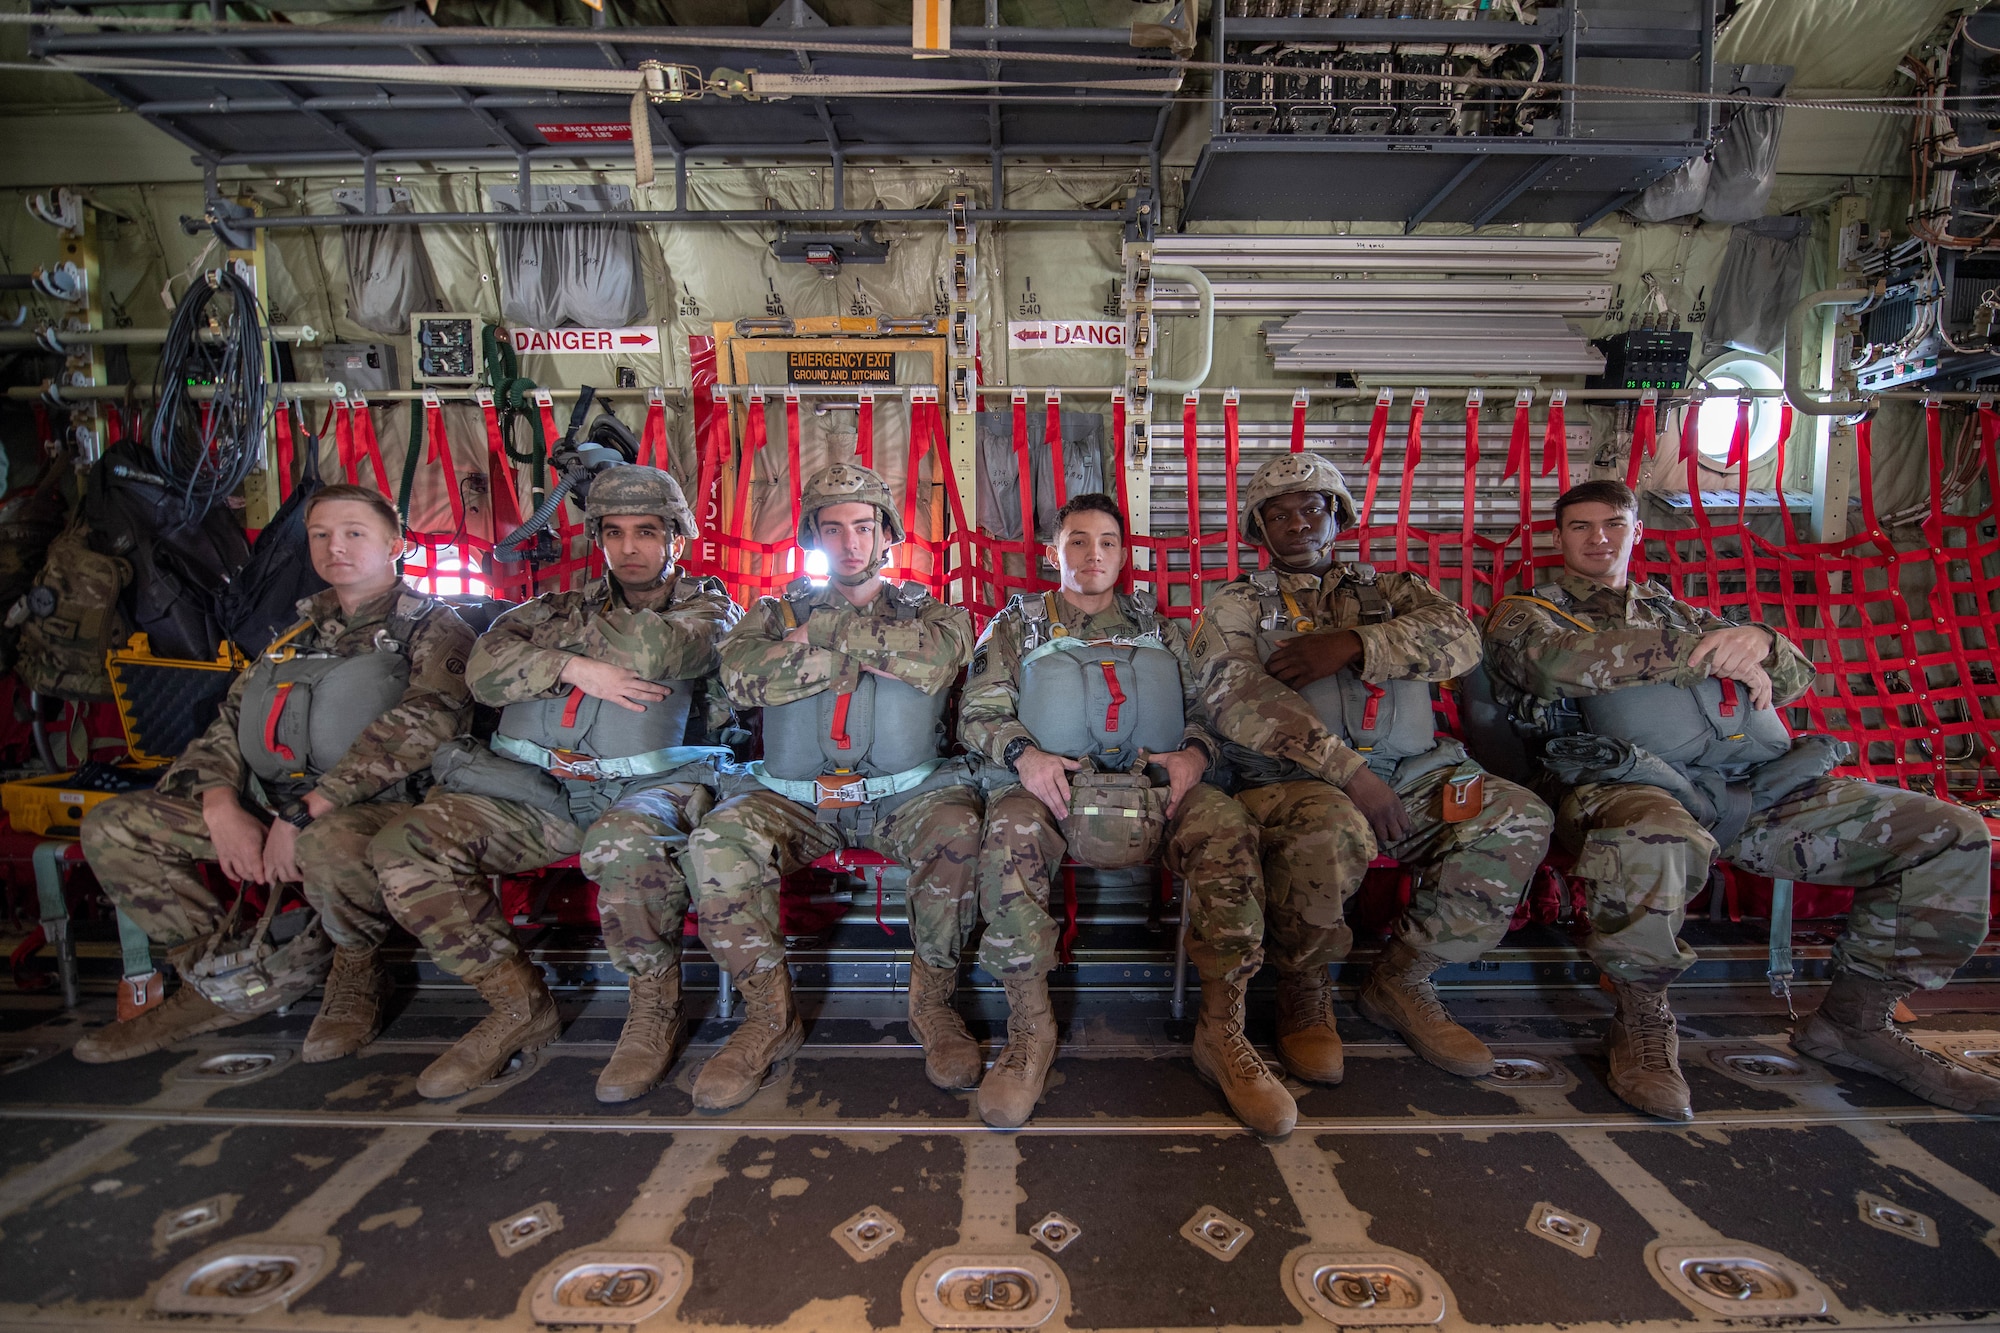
[1488,582,1843,845]
[236,596,437,802]
[1014,591,1185,768]
[1232,565,1449,788]
[752,578,955,817]
[435,585,730,825]
[1009,590,1184,867]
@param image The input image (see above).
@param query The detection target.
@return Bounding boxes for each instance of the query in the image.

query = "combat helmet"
[796,461,904,547]
[1239,452,1359,546]
[585,464,698,543]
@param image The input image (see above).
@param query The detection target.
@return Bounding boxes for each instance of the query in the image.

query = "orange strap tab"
[1099,660,1126,731]
[830,690,855,751]
[265,682,297,763]
[1717,677,1739,717]
[562,687,585,729]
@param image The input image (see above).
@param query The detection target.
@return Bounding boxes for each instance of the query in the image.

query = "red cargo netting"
[686,387,2000,799]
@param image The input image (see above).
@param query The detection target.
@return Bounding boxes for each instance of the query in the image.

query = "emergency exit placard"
[787,349,895,384]
[502,326,660,355]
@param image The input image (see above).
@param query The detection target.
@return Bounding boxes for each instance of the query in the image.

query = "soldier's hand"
[783,624,811,646]
[262,819,303,886]
[1147,746,1209,819]
[1737,661,1775,711]
[1267,629,1364,690]
[1690,625,1772,683]
[1015,747,1081,820]
[559,656,671,713]
[201,789,269,884]
[1341,765,1411,847]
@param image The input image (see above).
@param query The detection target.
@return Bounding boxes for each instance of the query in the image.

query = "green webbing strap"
[481,324,547,495]
[116,908,155,978]
[1019,631,1171,670]
[491,734,730,780]
[32,839,68,930]
[1768,877,1796,1018]
[749,758,946,805]
[397,395,424,527]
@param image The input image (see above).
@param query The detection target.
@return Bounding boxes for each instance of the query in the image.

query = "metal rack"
[26,11,1178,223]
[1183,0,1717,227]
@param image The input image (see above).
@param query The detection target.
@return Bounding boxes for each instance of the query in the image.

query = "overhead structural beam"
[185,207,1121,232]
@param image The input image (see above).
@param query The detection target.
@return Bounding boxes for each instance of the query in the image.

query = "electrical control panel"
[410,312,482,385]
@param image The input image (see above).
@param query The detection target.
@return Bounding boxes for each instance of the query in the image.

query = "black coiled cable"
[149,267,269,520]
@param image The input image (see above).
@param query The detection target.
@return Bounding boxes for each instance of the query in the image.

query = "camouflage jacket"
[469,572,742,737]
[1481,569,1818,727]
[961,590,1214,765]
[719,577,972,708]
[160,582,474,809]
[1191,563,1480,787]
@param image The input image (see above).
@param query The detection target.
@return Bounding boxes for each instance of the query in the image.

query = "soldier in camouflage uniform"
[685,462,982,1111]
[1193,454,1552,1087]
[965,494,1287,1133]
[371,466,742,1102]
[1484,478,1999,1118]
[77,485,474,1065]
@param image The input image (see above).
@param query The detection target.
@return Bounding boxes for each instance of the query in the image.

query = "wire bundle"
[148,266,269,520]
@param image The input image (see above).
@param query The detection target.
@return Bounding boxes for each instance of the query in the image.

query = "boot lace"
[620,979,677,1051]
[316,951,377,1028]
[1623,994,1677,1072]
[993,1008,1045,1075]
[1221,985,1275,1082]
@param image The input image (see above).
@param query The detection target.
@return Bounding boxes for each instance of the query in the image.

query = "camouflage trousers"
[372,782,712,981]
[1559,776,1993,990]
[686,784,983,977]
[980,781,1261,982]
[1238,766,1550,976]
[79,789,406,951]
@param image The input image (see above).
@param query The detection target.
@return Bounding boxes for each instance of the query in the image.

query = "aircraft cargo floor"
[1,943,1998,1333]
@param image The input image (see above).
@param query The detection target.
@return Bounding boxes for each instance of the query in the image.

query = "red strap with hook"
[264,682,297,763]
[830,690,855,751]
[1099,660,1126,732]
[1360,680,1384,731]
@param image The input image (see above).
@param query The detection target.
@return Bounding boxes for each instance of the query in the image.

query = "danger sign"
[1008,320,1125,351]
[502,326,660,355]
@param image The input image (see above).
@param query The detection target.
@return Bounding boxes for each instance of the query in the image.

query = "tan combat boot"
[72,982,245,1064]
[416,955,560,1099]
[1192,976,1298,1137]
[907,957,982,1090]
[1604,980,1692,1121]
[1357,939,1495,1078]
[596,966,684,1104]
[978,975,1057,1128]
[692,965,805,1110]
[1793,970,2000,1113]
[302,944,389,1064]
[1273,966,1344,1084]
